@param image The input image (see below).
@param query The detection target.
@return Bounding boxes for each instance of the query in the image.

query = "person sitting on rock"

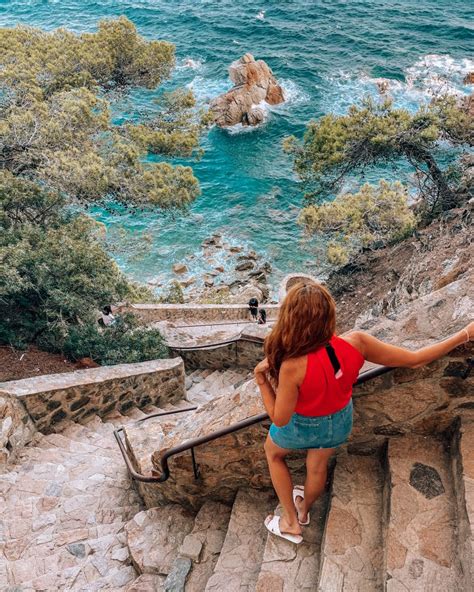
[254,281,473,544]
[248,298,259,321]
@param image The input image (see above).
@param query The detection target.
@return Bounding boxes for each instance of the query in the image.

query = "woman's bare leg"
[264,435,301,536]
[295,448,335,524]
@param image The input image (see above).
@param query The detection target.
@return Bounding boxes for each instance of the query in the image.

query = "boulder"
[210,53,285,127]
[463,72,474,85]
[235,260,255,272]
[172,263,188,274]
[229,284,264,304]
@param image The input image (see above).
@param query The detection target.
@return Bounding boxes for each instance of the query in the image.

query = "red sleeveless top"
[294,336,365,417]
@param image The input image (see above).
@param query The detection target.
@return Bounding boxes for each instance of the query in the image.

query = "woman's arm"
[254,358,301,427]
[344,322,473,368]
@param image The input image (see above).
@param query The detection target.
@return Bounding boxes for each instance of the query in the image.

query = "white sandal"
[264,515,303,544]
[293,486,310,526]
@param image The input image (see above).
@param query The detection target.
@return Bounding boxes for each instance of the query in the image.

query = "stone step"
[186,368,248,406]
[20,562,136,592]
[385,434,464,591]
[256,489,329,592]
[205,488,276,592]
[124,407,149,421]
[1,501,142,542]
[59,420,119,453]
[126,573,166,591]
[104,409,131,426]
[452,419,474,589]
[125,504,195,577]
[0,411,143,591]
[3,530,134,590]
[180,501,232,591]
[317,451,384,591]
[141,403,165,415]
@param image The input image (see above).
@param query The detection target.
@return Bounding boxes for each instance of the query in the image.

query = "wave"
[322,54,473,115]
[274,78,310,108]
[176,57,204,71]
[186,76,231,102]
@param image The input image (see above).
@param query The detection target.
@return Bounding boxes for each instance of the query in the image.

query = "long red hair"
[265,281,336,383]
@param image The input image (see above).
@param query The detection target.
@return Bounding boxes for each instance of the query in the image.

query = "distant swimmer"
[256,10,265,21]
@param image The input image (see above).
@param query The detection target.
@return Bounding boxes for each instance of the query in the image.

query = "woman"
[254,281,472,544]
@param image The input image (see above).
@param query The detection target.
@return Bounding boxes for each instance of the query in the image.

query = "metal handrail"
[173,319,275,329]
[166,334,265,351]
[113,363,394,484]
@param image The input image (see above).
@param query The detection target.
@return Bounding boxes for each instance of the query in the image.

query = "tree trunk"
[412,147,457,211]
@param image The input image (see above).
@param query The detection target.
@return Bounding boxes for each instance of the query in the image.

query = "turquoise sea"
[1,1,473,294]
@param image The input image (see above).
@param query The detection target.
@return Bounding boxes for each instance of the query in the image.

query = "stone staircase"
[0,367,251,591]
[185,368,251,406]
[0,413,141,591]
[123,420,474,592]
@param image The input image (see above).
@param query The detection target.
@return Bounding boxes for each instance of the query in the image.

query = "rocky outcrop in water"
[210,53,285,127]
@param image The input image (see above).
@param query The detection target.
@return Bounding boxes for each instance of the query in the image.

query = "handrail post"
[191,447,200,480]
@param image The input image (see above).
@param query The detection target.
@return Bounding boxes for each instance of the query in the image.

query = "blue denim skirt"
[269,399,353,450]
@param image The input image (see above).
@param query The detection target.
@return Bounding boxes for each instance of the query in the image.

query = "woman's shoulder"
[281,355,306,371]
[334,332,366,359]
[280,355,308,382]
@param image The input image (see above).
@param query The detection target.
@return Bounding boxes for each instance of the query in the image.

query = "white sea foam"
[176,57,203,71]
[276,79,310,107]
[256,10,265,21]
[186,76,231,103]
[323,54,473,115]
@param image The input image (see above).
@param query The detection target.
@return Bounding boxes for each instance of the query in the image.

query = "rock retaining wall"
[127,303,279,325]
[171,338,264,371]
[0,358,185,434]
[0,391,36,467]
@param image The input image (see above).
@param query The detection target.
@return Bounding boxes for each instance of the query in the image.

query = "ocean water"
[1,0,473,294]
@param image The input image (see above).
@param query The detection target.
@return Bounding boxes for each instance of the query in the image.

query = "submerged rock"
[210,53,285,127]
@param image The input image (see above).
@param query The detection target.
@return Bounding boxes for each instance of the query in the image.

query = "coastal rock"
[463,72,474,84]
[229,284,264,304]
[210,53,285,127]
[172,263,188,274]
[235,260,255,272]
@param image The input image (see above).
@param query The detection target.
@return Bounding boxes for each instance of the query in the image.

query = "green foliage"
[301,180,416,265]
[158,280,185,304]
[0,18,206,365]
[0,17,203,210]
[126,89,209,158]
[0,214,132,347]
[287,97,472,214]
[46,313,169,366]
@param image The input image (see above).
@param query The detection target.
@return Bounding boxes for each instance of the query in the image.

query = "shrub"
[42,313,169,365]
[300,180,416,265]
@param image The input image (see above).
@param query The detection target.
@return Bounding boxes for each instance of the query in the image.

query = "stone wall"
[0,358,185,434]
[172,338,265,371]
[127,303,279,325]
[0,391,36,467]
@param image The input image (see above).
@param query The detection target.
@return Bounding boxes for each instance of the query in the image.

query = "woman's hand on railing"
[254,358,269,385]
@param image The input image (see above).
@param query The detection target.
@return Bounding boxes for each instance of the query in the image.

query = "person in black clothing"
[248,298,259,321]
[258,308,267,324]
